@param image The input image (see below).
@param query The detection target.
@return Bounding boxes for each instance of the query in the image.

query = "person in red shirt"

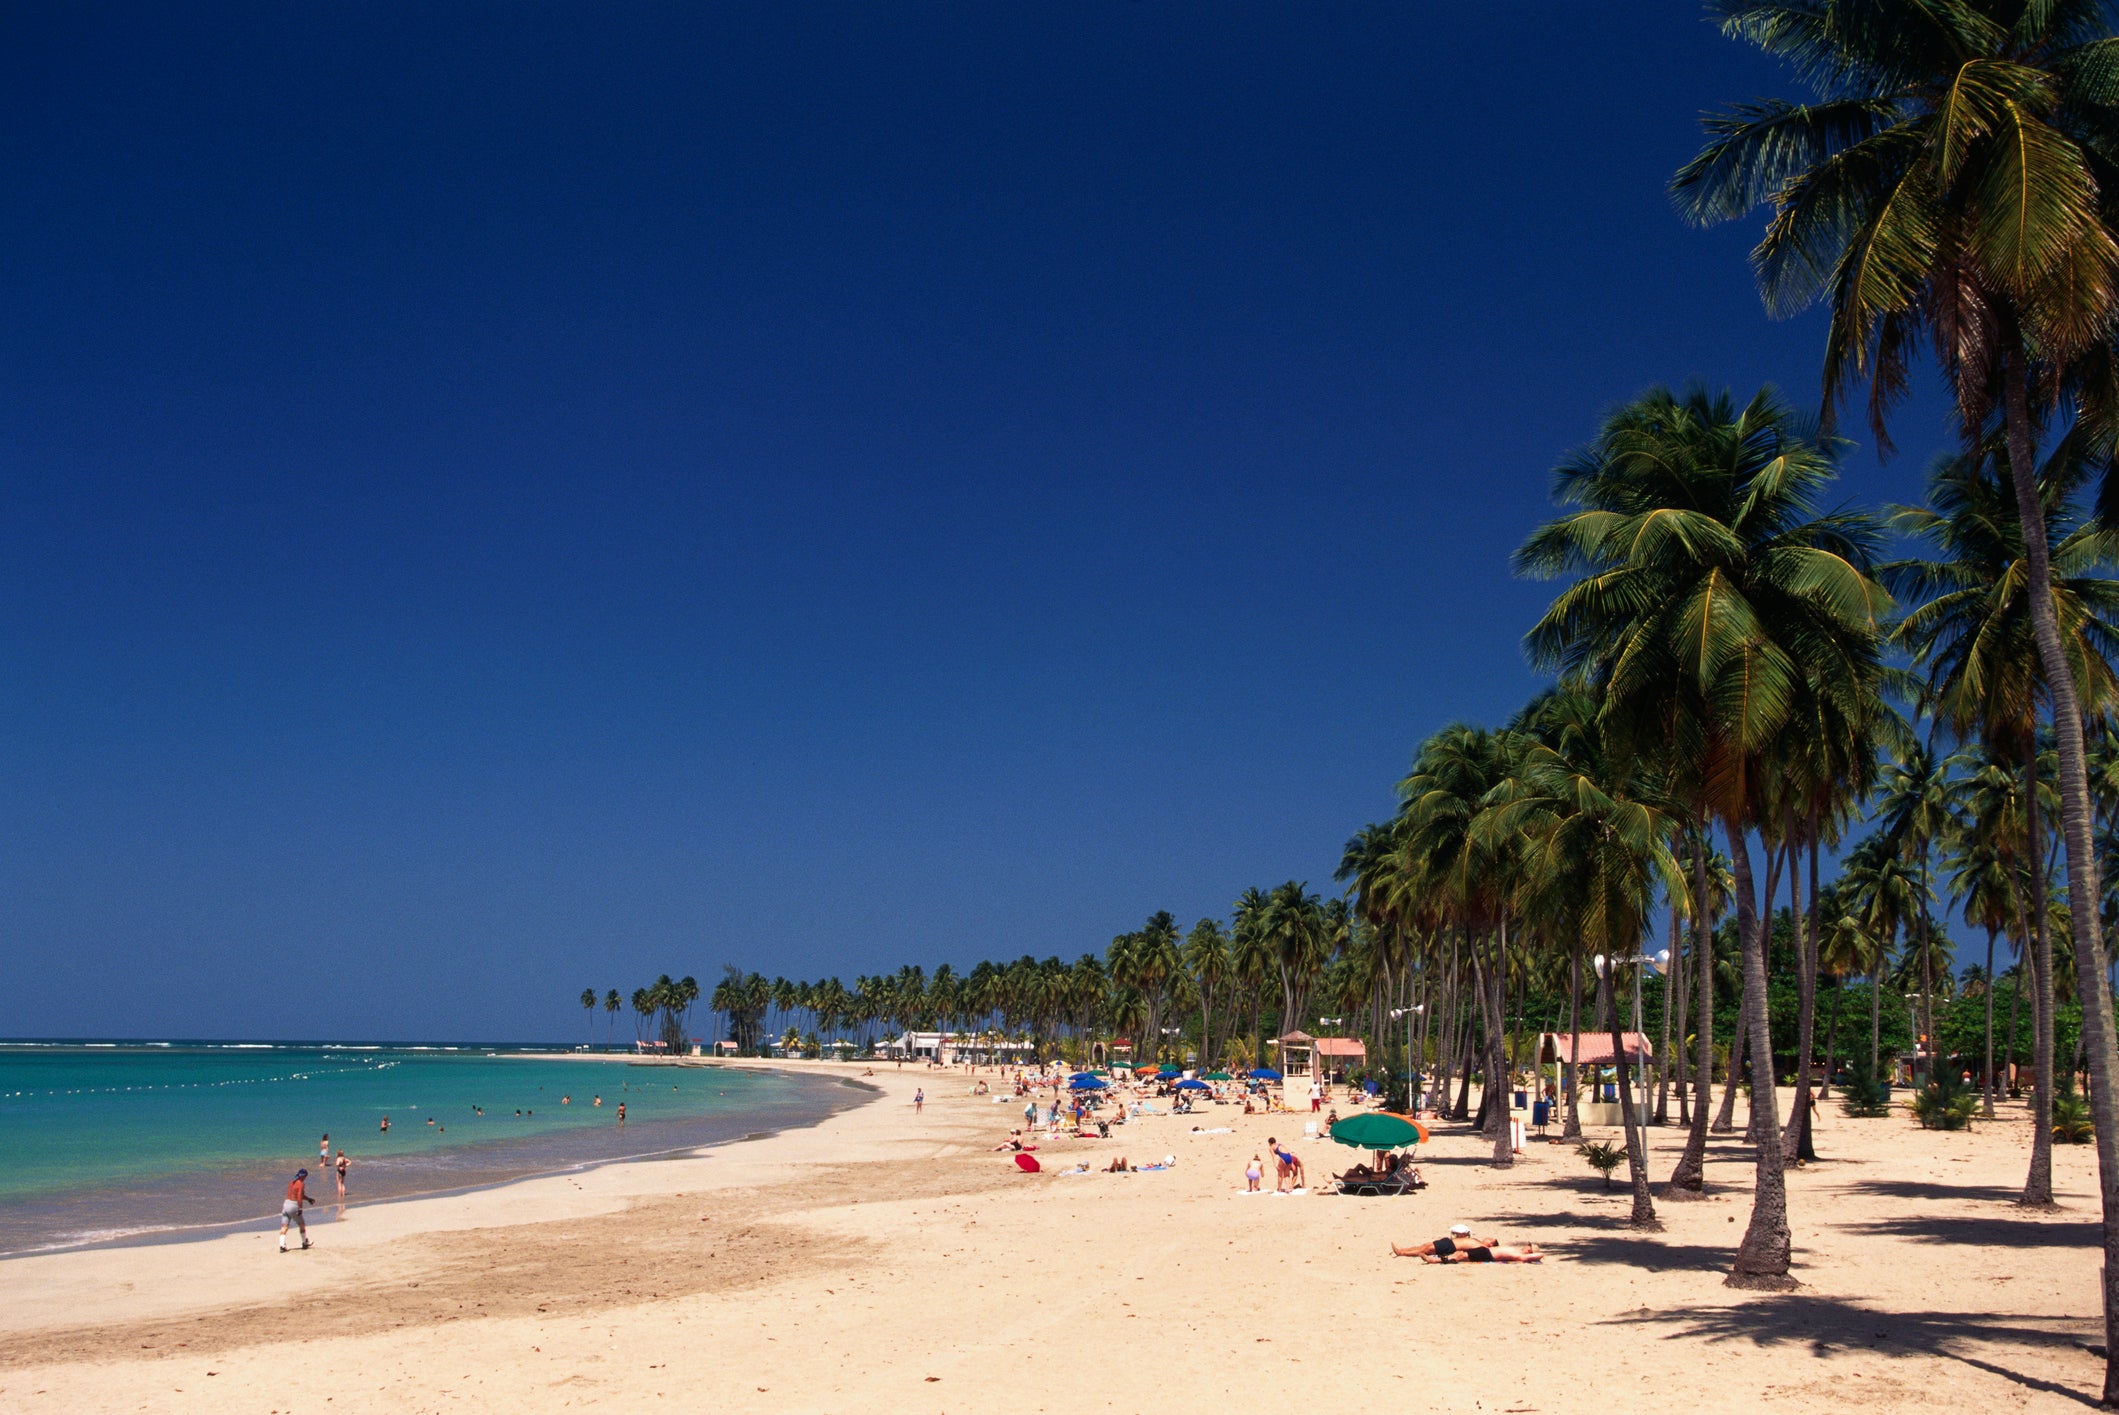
[279,1168,314,1252]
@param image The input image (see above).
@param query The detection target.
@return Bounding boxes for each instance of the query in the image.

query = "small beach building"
[1536,1032,1654,1126]
[879,1031,1034,1063]
[1313,1036,1366,1081]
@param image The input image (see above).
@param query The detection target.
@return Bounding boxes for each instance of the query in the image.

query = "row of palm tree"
[573,5,2119,1389]
[1670,1,2119,1369]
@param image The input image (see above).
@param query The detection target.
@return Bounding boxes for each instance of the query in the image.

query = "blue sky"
[1,4,1954,1040]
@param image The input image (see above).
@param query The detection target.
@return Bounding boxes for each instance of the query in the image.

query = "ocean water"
[0,1042,865,1256]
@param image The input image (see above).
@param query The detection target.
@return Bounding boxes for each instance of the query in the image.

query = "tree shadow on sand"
[1836,1177,2046,1205]
[1606,1297,2101,1407]
[1485,1212,1736,1272]
[1835,1213,2098,1247]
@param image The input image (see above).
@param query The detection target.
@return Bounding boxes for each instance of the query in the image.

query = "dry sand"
[0,1060,2104,1412]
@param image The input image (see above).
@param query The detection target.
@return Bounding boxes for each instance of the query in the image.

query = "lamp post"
[1390,1005,1424,1110]
[1594,949,1671,1112]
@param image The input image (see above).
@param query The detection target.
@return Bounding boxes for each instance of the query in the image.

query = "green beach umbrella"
[1329,1112,1427,1151]
[1202,1071,1232,1082]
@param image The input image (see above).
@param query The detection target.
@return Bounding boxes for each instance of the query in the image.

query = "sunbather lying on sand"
[1391,1226,1548,1263]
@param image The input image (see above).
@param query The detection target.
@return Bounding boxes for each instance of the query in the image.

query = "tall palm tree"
[603,989,620,1049]
[1947,758,2025,1117]
[1517,384,1888,1287]
[1885,433,2119,1199]
[1397,724,1523,1164]
[1675,2,2119,1353]
[580,988,597,1046]
[1873,746,1955,1078]
[1183,919,1233,1067]
[1231,888,1275,1065]
[1489,680,1684,1228]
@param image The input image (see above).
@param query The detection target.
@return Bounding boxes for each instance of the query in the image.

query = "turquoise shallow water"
[0,1043,861,1254]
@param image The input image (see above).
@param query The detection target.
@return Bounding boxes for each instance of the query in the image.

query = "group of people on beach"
[278,1132,349,1252]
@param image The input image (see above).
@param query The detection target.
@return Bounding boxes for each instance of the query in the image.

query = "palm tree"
[1675,3,2119,1349]
[1873,746,1955,1080]
[1396,724,1524,1163]
[603,989,620,1049]
[1517,384,1888,1287]
[1947,763,2022,1118]
[1231,888,1276,1064]
[580,988,597,1046]
[1489,679,1683,1228]
[1885,434,2119,1200]
[1183,919,1233,1067]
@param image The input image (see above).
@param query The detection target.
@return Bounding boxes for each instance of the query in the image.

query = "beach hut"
[1536,1032,1654,1126]
[1313,1036,1367,1085]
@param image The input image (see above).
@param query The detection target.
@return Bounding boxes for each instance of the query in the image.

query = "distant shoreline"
[0,1049,875,1258]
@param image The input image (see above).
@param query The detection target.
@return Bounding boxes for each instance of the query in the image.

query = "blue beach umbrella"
[1174,1078,1208,1091]
[1068,1073,1107,1090]
[1249,1067,1283,1082]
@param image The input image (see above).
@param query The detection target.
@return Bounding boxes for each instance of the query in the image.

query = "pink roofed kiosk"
[1537,1031,1654,1128]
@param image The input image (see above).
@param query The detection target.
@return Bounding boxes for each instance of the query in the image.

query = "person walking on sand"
[1309,1080,1322,1113]
[334,1149,349,1201]
[914,1088,925,1115]
[279,1169,315,1251]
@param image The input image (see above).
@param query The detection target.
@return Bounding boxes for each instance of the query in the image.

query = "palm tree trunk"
[2024,749,2057,1209]
[1672,871,1694,1125]
[1783,826,1819,1164]
[1745,840,1785,1147]
[1869,968,1881,1077]
[2005,963,2022,1096]
[1600,963,1661,1230]
[1486,923,1514,1166]
[1725,822,1794,1289]
[1715,1007,1745,1133]
[1821,978,1843,1100]
[2000,351,2119,1393]
[1665,821,1716,1197]
[1982,926,1998,1121]
[1563,942,1584,1140]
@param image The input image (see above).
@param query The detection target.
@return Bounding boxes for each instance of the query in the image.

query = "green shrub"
[1841,1056,1892,1118]
[1910,1071,1976,1131]
[2055,1078,2095,1145]
[1576,1140,1623,1188]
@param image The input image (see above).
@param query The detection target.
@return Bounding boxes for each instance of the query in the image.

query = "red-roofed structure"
[1538,1032,1654,1066]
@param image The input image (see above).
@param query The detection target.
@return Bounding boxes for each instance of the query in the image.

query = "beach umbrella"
[1249,1067,1282,1082]
[1158,1064,1180,1074]
[1329,1113,1428,1150]
[1203,1071,1233,1082]
[1174,1078,1209,1091]
[1134,1065,1158,1076]
[1014,1153,1041,1173]
[1068,1073,1108,1090]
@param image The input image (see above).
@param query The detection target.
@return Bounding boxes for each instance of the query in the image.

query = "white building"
[878,1030,1034,1062]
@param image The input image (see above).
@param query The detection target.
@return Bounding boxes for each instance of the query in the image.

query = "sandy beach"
[0,1061,2102,1413]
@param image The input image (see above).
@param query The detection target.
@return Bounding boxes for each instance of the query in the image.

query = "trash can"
[1531,1099,1551,1128]
[1513,1088,1528,1108]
